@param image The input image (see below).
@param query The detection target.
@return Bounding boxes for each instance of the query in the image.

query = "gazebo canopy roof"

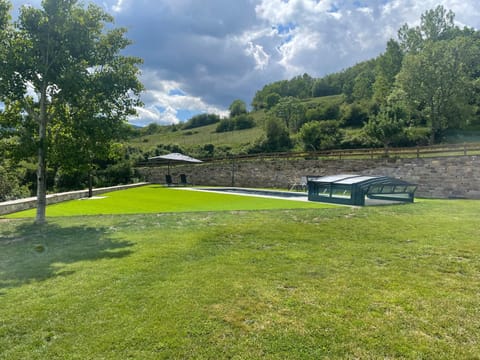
[148,152,203,164]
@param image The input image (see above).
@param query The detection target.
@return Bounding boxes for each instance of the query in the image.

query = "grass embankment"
[1,193,479,358]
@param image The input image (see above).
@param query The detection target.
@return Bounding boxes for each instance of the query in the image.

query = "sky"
[9,0,480,126]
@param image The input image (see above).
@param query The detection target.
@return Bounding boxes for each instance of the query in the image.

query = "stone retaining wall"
[139,155,480,199]
[0,183,148,216]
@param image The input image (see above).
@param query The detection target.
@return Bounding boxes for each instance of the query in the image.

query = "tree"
[363,105,405,156]
[1,0,143,223]
[373,39,404,106]
[398,5,456,53]
[352,69,375,101]
[182,113,220,129]
[0,163,30,201]
[263,117,292,152]
[271,96,305,131]
[299,120,343,151]
[265,92,280,110]
[396,37,479,143]
[233,114,255,130]
[229,99,247,117]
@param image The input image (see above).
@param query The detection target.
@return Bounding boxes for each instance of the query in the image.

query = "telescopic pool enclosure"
[307,174,417,206]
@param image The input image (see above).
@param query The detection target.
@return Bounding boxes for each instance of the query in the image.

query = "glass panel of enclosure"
[331,185,352,198]
[317,184,330,196]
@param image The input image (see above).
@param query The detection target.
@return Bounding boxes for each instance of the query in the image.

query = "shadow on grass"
[0,222,133,293]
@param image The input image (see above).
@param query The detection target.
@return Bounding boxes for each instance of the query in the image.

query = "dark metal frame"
[307,175,417,206]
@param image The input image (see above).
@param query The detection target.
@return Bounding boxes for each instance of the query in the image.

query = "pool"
[194,187,309,201]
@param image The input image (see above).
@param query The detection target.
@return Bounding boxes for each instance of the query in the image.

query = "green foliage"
[265,92,281,109]
[215,118,234,132]
[96,160,138,187]
[216,114,256,133]
[249,117,292,153]
[397,36,480,143]
[233,114,255,130]
[398,5,457,53]
[228,99,247,117]
[312,78,341,97]
[340,102,370,127]
[404,127,431,146]
[141,122,163,136]
[352,67,375,101]
[264,117,293,151]
[182,113,221,130]
[270,96,306,131]
[363,107,405,154]
[299,120,343,151]
[0,0,143,222]
[373,39,404,106]
[252,73,315,110]
[305,102,341,122]
[200,143,215,158]
[0,164,30,201]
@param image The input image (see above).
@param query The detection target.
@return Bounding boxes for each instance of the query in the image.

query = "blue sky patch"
[177,109,201,121]
[168,88,186,96]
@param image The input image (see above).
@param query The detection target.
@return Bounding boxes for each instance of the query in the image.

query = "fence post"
[464,143,467,156]
[416,146,420,158]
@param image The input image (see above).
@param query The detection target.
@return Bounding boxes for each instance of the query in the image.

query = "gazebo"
[307,174,417,206]
[148,152,202,175]
[147,152,203,185]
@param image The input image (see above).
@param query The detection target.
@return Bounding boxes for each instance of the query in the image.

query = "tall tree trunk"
[35,85,48,224]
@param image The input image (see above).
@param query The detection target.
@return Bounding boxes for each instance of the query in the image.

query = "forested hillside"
[2,5,480,200]
[133,6,480,158]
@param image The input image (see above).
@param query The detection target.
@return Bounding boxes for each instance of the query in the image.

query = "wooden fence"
[137,143,480,167]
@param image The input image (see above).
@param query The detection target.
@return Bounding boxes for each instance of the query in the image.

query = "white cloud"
[112,0,126,13]
[129,70,228,126]
[8,0,480,126]
[245,42,270,70]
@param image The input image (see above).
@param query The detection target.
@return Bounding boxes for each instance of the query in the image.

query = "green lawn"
[1,192,479,358]
[5,185,335,218]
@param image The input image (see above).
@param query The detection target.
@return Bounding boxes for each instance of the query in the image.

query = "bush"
[0,165,31,201]
[248,118,292,153]
[233,114,255,130]
[299,120,344,151]
[54,169,88,191]
[216,119,234,133]
[215,115,255,133]
[182,113,220,130]
[340,103,369,127]
[96,161,137,187]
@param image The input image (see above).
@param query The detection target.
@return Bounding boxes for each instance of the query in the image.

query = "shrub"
[299,120,343,151]
[182,113,220,130]
[0,165,31,201]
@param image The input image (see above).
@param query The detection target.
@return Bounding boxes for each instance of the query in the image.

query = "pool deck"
[184,187,310,202]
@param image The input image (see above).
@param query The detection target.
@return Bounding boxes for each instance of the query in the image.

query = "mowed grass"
[5,185,335,218]
[1,195,480,358]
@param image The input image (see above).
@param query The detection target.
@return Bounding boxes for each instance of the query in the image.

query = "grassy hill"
[126,91,480,162]
[129,120,264,154]
[127,95,349,158]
